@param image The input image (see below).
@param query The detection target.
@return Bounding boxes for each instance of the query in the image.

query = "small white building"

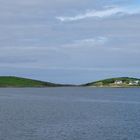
[114,80,123,85]
[129,81,133,85]
[135,80,139,85]
[129,80,139,85]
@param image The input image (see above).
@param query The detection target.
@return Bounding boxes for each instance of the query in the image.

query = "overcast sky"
[0,0,140,84]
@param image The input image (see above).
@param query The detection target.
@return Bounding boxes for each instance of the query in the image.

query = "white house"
[129,81,133,85]
[114,80,123,85]
[135,80,139,85]
[129,80,139,85]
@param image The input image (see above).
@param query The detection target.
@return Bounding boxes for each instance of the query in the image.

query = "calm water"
[0,88,140,140]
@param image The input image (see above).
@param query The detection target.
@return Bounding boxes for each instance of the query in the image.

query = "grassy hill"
[0,76,63,87]
[0,76,140,88]
[83,77,140,87]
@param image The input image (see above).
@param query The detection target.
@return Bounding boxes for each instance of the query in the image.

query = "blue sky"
[0,0,140,84]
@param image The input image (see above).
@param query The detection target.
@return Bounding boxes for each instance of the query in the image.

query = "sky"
[0,0,140,84]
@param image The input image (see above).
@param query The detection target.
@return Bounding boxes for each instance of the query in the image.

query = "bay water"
[0,88,140,140]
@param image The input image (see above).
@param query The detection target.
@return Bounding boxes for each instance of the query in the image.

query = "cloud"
[39,66,140,72]
[61,37,108,48]
[56,6,140,22]
[75,37,108,45]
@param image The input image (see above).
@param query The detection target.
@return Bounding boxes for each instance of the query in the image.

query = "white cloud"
[56,6,140,22]
[75,37,108,45]
[61,37,108,48]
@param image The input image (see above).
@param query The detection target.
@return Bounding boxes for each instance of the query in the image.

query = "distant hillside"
[0,76,140,88]
[83,77,140,87]
[0,76,64,87]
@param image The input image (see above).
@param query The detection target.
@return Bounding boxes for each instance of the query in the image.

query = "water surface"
[0,87,140,140]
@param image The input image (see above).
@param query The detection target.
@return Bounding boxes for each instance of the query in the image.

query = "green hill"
[0,76,63,87]
[0,76,140,88]
[83,77,140,87]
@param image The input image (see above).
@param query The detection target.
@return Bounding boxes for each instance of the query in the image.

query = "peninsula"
[83,77,140,87]
[0,76,64,87]
[0,76,140,88]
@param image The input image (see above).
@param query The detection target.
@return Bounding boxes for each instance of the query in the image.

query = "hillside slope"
[84,77,140,87]
[0,76,62,87]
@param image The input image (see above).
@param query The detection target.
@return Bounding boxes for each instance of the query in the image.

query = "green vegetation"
[0,76,140,88]
[0,76,63,87]
[84,77,140,87]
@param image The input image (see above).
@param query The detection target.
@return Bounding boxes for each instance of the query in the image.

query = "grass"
[84,77,140,87]
[0,76,140,88]
[0,76,62,87]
